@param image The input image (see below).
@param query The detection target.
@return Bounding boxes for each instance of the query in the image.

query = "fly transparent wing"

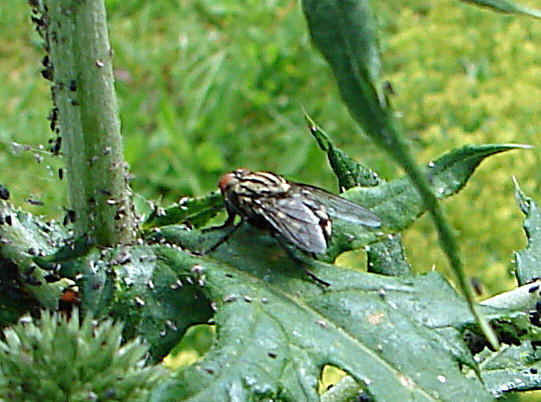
[299,184,381,228]
[254,197,328,254]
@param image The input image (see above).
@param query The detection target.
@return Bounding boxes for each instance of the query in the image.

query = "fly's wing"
[299,185,381,228]
[253,196,329,254]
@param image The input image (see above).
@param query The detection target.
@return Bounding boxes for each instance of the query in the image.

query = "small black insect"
[26,198,44,206]
[204,169,381,285]
[63,209,76,226]
[0,184,10,200]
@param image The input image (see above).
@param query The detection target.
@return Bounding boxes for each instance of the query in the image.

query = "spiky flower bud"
[0,310,165,401]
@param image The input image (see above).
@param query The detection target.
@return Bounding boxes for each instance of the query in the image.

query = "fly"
[203,169,381,286]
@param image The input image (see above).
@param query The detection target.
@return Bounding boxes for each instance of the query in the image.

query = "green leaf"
[29,206,535,401]
[148,241,494,401]
[34,235,95,267]
[366,238,412,276]
[513,179,541,285]
[302,0,502,349]
[478,343,541,397]
[71,245,214,361]
[305,113,411,275]
[143,190,223,230]
[0,202,71,313]
[461,0,541,19]
[325,144,526,259]
[37,238,213,361]
[302,0,390,145]
[150,144,523,263]
[304,111,383,191]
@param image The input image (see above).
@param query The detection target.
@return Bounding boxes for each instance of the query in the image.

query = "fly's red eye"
[219,169,251,192]
[218,173,235,193]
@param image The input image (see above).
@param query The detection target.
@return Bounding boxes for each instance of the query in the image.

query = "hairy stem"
[45,0,136,245]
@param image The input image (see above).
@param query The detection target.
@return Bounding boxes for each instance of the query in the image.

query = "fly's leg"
[272,234,330,287]
[197,219,244,255]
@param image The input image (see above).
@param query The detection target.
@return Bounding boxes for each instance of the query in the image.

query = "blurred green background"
[2,0,541,297]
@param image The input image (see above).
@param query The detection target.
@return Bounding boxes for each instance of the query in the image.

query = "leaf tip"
[303,110,330,152]
[503,143,533,150]
[512,176,532,216]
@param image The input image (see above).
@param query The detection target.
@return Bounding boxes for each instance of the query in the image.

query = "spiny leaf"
[302,0,501,350]
[305,113,411,275]
[513,178,541,285]
[148,241,495,401]
[66,245,214,362]
[365,238,412,276]
[143,191,223,230]
[141,228,539,400]
[39,218,536,400]
[326,144,526,259]
[478,343,541,397]
[304,111,383,191]
[0,201,71,312]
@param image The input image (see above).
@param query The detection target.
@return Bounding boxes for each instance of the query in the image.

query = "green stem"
[385,126,499,349]
[302,0,499,349]
[46,0,136,246]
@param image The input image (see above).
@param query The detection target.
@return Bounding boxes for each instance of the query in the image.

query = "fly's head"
[218,169,247,196]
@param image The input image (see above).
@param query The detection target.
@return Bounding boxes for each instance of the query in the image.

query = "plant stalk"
[46,0,136,246]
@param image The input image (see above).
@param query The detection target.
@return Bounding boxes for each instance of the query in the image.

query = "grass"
[2,0,541,298]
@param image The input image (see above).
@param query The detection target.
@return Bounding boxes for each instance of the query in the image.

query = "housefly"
[204,169,381,285]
